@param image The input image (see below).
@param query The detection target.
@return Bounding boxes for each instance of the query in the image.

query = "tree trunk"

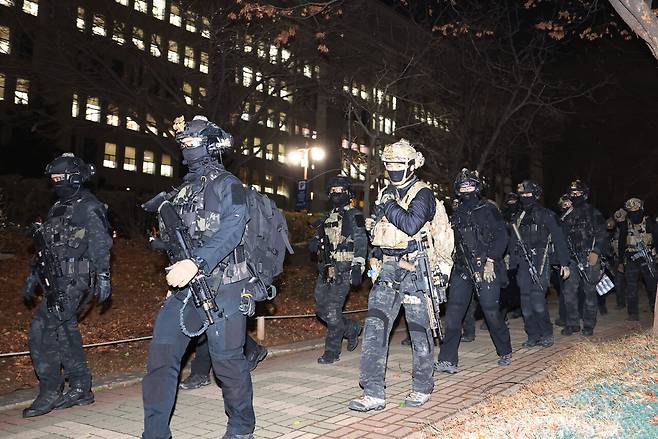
[608,0,658,60]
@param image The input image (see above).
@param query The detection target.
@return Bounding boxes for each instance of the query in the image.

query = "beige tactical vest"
[324,207,354,262]
[626,217,654,250]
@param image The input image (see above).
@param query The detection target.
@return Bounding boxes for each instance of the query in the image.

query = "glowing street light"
[287,146,324,180]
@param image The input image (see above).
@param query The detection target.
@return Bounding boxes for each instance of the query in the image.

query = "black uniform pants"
[28,288,90,394]
[438,267,512,366]
[314,270,359,355]
[516,262,552,341]
[142,283,254,438]
[562,260,601,329]
[613,268,626,308]
[625,258,657,316]
[189,333,261,376]
[462,293,476,337]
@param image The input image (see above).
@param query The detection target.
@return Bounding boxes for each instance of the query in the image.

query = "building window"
[0,1,14,6]
[103,143,117,168]
[241,102,250,121]
[22,0,37,16]
[92,14,106,37]
[281,48,290,62]
[265,143,274,161]
[76,7,85,31]
[199,86,206,99]
[267,78,276,96]
[170,2,181,27]
[185,13,196,32]
[71,93,79,117]
[266,110,275,128]
[253,137,262,158]
[123,146,136,171]
[241,138,249,155]
[150,34,161,57]
[126,113,140,131]
[85,97,100,122]
[106,103,119,126]
[242,67,253,87]
[269,44,278,63]
[146,113,157,135]
[264,173,273,194]
[112,22,125,45]
[161,153,173,177]
[201,16,210,38]
[152,0,165,20]
[115,0,128,5]
[279,112,287,131]
[143,150,155,174]
[183,82,193,105]
[303,64,312,78]
[255,71,262,91]
[134,0,147,13]
[0,26,9,54]
[278,144,285,163]
[132,27,144,50]
[184,46,195,69]
[0,73,4,101]
[200,51,208,74]
[244,34,252,52]
[257,42,266,59]
[167,40,179,63]
[280,85,292,103]
[276,180,289,198]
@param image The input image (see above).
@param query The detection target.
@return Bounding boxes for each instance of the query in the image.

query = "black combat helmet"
[326,175,353,197]
[45,153,95,185]
[174,115,233,158]
[453,168,482,197]
[517,180,543,200]
[567,179,589,200]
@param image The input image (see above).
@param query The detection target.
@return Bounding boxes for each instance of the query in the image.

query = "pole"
[257,316,265,341]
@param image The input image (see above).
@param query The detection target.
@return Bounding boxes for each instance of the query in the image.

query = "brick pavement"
[0,298,650,439]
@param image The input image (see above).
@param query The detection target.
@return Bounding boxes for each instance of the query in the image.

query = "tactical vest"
[561,206,596,255]
[43,197,92,276]
[515,208,551,250]
[323,207,354,262]
[626,217,654,252]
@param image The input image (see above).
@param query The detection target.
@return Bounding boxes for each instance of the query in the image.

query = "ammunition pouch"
[60,258,90,276]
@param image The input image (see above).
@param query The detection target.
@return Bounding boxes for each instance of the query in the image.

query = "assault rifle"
[629,230,657,279]
[157,201,219,325]
[414,232,447,340]
[511,223,543,289]
[318,233,336,283]
[454,228,482,297]
[29,223,65,320]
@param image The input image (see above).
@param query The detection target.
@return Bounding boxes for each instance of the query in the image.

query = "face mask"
[329,192,350,208]
[53,181,79,199]
[629,210,643,224]
[520,197,535,207]
[571,196,585,207]
[458,192,478,205]
[387,170,406,184]
[182,146,210,170]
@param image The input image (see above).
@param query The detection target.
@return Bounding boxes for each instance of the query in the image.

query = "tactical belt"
[60,258,90,275]
[382,253,417,272]
[332,251,355,262]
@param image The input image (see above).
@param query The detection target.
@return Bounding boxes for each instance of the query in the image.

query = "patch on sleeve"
[231,183,247,205]
[354,213,366,228]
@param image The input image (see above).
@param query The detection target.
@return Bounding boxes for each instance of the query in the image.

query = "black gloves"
[22,272,38,302]
[95,272,112,304]
[350,265,363,286]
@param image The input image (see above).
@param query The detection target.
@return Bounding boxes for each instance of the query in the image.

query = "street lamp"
[287,146,325,180]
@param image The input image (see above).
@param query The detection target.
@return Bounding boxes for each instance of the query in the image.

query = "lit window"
[184,46,195,69]
[303,64,312,78]
[266,109,275,128]
[384,117,392,135]
[253,137,262,158]
[242,66,253,87]
[183,82,192,105]
[22,0,37,16]
[301,126,310,138]
[112,22,125,45]
[392,96,397,110]
[132,27,144,51]
[143,150,155,174]
[264,173,273,194]
[150,34,161,57]
[167,40,179,63]
[92,14,106,37]
[241,138,249,155]
[200,51,208,74]
[266,144,274,161]
[279,113,287,131]
[152,0,165,19]
[280,85,292,103]
[244,35,252,52]
[161,153,173,177]
[269,44,278,63]
[278,144,285,163]
[255,104,263,125]
[0,1,14,6]
[255,71,262,92]
[103,143,117,168]
[257,42,266,59]
[123,146,136,171]
[134,0,147,14]
[359,163,367,181]
[241,102,249,121]
[276,180,289,198]
[281,48,290,62]
[71,93,79,117]
[199,86,206,98]
[252,184,261,192]
[115,0,128,5]
[185,13,196,33]
[201,16,210,38]
[126,115,140,131]
[146,114,157,135]
[105,103,119,126]
[267,78,276,96]
[0,26,9,55]
[0,73,4,100]
[360,85,369,100]
[170,2,181,27]
[76,7,85,31]
[85,97,100,122]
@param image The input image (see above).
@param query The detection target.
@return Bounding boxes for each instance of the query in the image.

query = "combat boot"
[54,383,94,409]
[497,353,512,366]
[539,336,554,347]
[23,391,61,418]
[246,345,268,371]
[348,395,386,412]
[560,325,580,336]
[581,327,594,336]
[346,323,362,352]
[317,351,339,364]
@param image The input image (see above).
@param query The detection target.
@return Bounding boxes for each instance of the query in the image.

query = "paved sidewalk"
[0,300,649,439]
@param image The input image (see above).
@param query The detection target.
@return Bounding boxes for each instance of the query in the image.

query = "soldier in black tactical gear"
[435,169,512,374]
[22,153,112,418]
[559,180,608,336]
[502,192,520,223]
[141,116,255,439]
[610,209,627,310]
[510,180,570,348]
[308,175,366,364]
[349,140,449,411]
[618,198,658,320]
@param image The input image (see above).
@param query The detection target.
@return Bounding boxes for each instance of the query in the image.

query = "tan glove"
[587,252,599,266]
[365,217,375,231]
[483,259,496,283]
[618,263,625,273]
[166,259,199,288]
[560,266,571,280]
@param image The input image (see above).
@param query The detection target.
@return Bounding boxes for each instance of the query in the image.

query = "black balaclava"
[571,195,586,207]
[329,192,350,208]
[458,191,478,207]
[629,210,644,224]
[182,145,211,173]
[52,177,80,199]
[520,196,536,208]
